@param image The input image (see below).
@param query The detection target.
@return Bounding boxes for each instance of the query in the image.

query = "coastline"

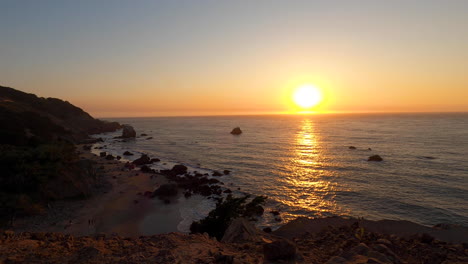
[3,142,468,263]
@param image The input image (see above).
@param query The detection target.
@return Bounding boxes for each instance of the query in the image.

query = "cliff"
[0,85,120,145]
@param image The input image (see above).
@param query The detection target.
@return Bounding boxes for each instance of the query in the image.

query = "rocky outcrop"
[0,86,121,144]
[121,125,136,138]
[230,127,242,135]
[221,218,262,243]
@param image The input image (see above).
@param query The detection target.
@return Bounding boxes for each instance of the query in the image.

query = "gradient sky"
[1,0,467,117]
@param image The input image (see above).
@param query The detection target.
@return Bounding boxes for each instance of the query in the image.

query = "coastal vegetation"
[190,194,267,240]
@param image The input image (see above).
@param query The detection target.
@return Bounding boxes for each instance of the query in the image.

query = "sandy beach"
[11,146,184,237]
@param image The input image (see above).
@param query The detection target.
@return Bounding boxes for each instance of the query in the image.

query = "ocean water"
[93,113,468,232]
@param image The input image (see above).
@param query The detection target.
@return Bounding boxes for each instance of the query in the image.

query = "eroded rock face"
[121,125,136,138]
[230,127,242,135]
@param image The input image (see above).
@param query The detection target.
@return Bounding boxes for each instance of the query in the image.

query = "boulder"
[140,165,154,173]
[171,164,188,175]
[263,239,297,261]
[105,154,115,160]
[121,125,136,138]
[150,158,160,163]
[123,151,133,156]
[99,152,106,157]
[212,171,223,177]
[368,155,383,162]
[349,146,357,150]
[230,127,242,135]
[152,184,178,199]
[223,170,231,175]
[221,218,262,243]
[132,154,151,165]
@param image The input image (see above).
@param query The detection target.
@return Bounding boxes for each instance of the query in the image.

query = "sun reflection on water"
[279,118,342,220]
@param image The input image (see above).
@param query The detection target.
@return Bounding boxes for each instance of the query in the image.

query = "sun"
[293,84,322,109]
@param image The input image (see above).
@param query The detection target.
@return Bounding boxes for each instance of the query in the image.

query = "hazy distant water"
[95,113,468,231]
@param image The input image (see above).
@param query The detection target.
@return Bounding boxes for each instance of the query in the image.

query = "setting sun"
[293,84,323,109]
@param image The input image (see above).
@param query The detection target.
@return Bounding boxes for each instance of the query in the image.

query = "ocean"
[92,113,468,232]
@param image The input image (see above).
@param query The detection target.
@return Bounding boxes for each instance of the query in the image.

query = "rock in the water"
[212,171,223,177]
[150,158,160,163]
[349,146,357,150]
[99,152,106,157]
[171,164,188,175]
[368,155,383,162]
[221,218,261,243]
[132,154,151,165]
[230,127,242,135]
[223,170,231,175]
[152,184,178,199]
[105,154,115,160]
[121,124,136,138]
[140,165,154,173]
[123,151,133,156]
[263,239,297,261]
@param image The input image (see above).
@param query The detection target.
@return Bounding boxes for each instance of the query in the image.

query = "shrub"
[190,194,267,240]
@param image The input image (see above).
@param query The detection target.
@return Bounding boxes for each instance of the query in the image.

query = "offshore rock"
[368,155,383,162]
[121,124,136,138]
[230,127,242,135]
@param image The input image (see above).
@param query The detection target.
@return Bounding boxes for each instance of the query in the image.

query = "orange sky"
[1,1,467,117]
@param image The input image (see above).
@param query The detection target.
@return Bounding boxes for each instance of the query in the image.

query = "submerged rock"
[230,127,242,135]
[368,155,383,162]
[212,171,223,177]
[349,146,357,150]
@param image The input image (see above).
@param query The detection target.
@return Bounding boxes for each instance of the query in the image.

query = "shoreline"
[3,143,468,263]
[10,141,468,241]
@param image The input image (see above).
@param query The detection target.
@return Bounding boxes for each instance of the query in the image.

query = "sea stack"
[121,124,136,138]
[230,127,242,135]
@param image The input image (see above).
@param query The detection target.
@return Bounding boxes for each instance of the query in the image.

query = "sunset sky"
[1,0,467,117]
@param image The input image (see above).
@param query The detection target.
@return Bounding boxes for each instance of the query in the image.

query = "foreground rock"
[1,216,467,263]
[263,238,298,261]
[230,127,242,135]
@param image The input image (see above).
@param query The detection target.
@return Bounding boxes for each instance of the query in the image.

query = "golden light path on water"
[278,118,345,222]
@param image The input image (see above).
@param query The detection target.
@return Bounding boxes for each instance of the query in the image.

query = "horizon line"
[95,110,468,119]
